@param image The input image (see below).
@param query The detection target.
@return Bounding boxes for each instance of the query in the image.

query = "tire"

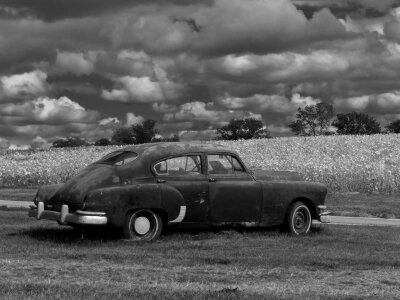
[286,202,312,235]
[123,209,162,241]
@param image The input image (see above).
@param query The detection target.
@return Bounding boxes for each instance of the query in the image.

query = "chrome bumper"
[28,202,108,225]
[317,205,331,223]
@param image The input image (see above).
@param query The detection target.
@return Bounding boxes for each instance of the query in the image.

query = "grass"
[0,211,399,299]
[0,188,36,201]
[326,193,400,219]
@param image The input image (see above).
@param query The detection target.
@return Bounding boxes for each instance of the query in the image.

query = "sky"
[1,0,400,148]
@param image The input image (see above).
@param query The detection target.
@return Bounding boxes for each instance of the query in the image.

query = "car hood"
[38,164,115,205]
[252,169,303,181]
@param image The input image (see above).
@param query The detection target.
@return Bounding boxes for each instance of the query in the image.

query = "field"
[0,210,399,299]
[1,134,400,193]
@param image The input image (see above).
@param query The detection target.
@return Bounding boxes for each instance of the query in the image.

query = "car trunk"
[38,164,115,211]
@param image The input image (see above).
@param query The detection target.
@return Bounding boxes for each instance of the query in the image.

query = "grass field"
[2,134,400,193]
[0,211,399,299]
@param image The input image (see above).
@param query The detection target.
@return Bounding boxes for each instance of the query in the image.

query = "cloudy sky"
[1,0,400,147]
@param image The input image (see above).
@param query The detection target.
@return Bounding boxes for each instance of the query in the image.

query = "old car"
[29,142,330,241]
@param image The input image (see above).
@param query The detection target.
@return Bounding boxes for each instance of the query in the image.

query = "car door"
[207,154,262,224]
[153,154,209,223]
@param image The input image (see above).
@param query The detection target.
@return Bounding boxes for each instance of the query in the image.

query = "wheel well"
[125,208,168,227]
[288,197,317,219]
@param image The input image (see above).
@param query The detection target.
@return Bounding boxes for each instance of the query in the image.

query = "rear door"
[207,154,262,224]
[153,155,209,223]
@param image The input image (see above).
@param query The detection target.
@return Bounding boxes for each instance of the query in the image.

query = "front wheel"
[123,209,162,241]
[286,202,312,235]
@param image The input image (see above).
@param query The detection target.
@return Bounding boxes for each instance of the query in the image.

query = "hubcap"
[294,210,307,229]
[134,216,151,235]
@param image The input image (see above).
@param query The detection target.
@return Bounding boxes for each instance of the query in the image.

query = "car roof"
[120,142,237,161]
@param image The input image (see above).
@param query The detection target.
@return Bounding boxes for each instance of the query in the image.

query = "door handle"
[209,178,217,182]
[157,179,166,183]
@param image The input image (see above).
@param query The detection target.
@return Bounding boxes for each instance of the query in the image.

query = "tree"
[52,137,89,148]
[332,112,381,135]
[288,102,335,136]
[94,138,113,146]
[111,127,135,145]
[131,119,158,144]
[216,118,271,140]
[386,120,400,133]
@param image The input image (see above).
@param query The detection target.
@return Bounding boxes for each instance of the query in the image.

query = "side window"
[153,155,202,176]
[208,155,245,174]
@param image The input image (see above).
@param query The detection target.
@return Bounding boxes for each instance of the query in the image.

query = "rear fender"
[84,184,184,227]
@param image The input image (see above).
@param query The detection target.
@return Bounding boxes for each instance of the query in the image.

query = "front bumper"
[28,202,108,225]
[317,205,331,223]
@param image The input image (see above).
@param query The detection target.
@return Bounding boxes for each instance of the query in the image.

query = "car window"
[207,154,245,174]
[96,151,138,166]
[153,155,202,176]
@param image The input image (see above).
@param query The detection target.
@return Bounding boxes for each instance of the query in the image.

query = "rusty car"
[28,142,330,241]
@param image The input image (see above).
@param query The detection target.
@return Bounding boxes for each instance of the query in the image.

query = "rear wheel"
[123,209,162,241]
[286,202,312,235]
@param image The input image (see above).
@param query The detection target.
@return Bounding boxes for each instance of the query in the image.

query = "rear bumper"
[317,205,331,223]
[28,202,108,225]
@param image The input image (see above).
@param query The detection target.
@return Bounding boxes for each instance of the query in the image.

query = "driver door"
[207,154,261,224]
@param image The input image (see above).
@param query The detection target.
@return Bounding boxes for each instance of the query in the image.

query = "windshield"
[95,151,138,166]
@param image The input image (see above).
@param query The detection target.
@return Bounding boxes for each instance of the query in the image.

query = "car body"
[29,142,330,240]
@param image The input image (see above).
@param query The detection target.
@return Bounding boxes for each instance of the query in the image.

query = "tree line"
[52,102,400,147]
[288,102,400,136]
[52,120,178,148]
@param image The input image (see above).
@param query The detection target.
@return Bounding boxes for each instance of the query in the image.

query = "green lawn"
[0,211,399,299]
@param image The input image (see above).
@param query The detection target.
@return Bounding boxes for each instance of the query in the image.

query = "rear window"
[96,151,138,166]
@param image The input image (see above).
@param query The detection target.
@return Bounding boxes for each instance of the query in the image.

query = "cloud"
[384,8,400,41]
[52,50,96,75]
[101,75,183,103]
[216,93,320,114]
[212,50,350,83]
[126,112,144,126]
[98,117,120,126]
[0,96,100,124]
[293,0,398,19]
[334,91,400,114]
[163,101,262,130]
[0,70,50,100]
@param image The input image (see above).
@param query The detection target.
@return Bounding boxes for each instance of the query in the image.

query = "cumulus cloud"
[0,96,100,124]
[0,70,50,100]
[216,93,320,114]
[101,75,183,103]
[52,50,96,75]
[126,112,144,126]
[212,50,350,83]
[99,117,120,126]
[334,91,400,114]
